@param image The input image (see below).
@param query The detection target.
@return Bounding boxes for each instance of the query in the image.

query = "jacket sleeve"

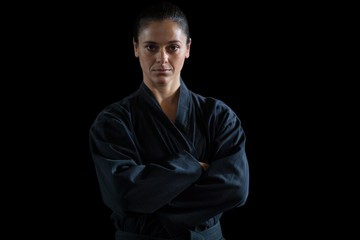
[89,110,203,215]
[157,105,250,229]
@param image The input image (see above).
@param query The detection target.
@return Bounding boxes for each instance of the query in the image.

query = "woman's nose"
[157,48,168,64]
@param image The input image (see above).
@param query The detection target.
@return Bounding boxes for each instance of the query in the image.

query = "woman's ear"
[186,38,192,58]
[133,38,139,57]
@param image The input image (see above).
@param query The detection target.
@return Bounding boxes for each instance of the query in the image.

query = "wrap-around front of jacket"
[89,80,249,238]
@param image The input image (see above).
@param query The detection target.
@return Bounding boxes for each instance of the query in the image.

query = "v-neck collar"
[139,79,191,128]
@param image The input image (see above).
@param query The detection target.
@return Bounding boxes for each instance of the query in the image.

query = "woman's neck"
[145,80,180,123]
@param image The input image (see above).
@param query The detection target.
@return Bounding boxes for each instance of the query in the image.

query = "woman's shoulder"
[191,91,234,113]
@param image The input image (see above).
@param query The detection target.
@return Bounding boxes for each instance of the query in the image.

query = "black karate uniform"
[89,80,249,239]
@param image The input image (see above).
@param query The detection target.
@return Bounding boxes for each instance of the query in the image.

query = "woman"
[89,2,249,239]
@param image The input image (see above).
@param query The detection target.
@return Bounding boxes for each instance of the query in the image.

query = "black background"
[7,0,353,239]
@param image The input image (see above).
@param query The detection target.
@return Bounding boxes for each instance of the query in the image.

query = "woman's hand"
[199,162,209,171]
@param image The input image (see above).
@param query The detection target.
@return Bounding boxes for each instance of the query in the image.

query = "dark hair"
[133,1,190,44]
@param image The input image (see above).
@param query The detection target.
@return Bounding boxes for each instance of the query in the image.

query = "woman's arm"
[89,111,203,215]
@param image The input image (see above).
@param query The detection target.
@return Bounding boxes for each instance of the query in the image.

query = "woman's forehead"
[139,21,187,43]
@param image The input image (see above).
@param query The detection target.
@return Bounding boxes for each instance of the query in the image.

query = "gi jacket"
[89,79,249,238]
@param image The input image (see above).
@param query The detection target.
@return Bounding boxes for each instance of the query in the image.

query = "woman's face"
[133,20,191,88]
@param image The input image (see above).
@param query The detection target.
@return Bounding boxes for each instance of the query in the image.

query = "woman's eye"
[145,45,158,52]
[168,45,179,52]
